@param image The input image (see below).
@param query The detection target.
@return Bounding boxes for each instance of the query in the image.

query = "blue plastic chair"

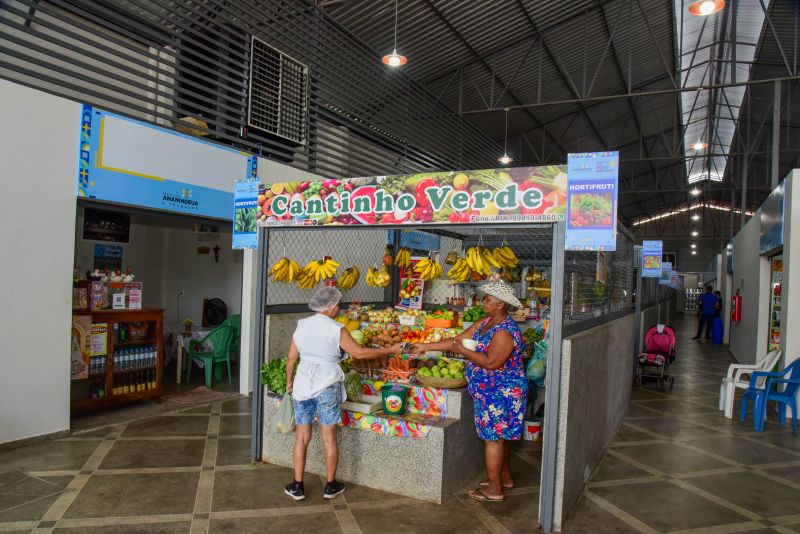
[740,359,800,432]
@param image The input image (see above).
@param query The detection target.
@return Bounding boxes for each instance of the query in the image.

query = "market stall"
[239,158,623,524]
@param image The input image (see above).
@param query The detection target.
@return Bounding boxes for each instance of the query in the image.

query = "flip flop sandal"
[479,480,514,489]
[468,489,505,502]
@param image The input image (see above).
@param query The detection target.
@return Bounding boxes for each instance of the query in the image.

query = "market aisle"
[0,394,543,533]
[564,313,800,533]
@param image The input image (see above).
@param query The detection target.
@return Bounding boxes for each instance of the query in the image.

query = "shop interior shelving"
[71,308,164,412]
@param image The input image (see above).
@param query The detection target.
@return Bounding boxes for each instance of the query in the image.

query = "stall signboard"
[254,165,567,227]
[77,105,255,220]
[670,271,681,290]
[397,277,424,309]
[659,261,673,286]
[641,241,663,277]
[232,179,260,249]
[565,151,619,251]
[760,180,785,255]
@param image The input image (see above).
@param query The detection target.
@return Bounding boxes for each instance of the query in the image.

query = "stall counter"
[261,385,484,503]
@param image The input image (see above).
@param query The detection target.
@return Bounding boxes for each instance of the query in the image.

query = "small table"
[174,329,214,383]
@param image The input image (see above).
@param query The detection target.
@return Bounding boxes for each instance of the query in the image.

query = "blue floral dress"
[466,316,528,441]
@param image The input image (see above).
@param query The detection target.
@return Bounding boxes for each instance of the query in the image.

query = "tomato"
[448,212,460,223]
[415,179,438,208]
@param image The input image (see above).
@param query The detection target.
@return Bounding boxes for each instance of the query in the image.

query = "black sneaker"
[284,480,305,501]
[323,480,345,499]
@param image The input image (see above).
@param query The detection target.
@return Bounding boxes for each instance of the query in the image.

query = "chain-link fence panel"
[563,226,635,327]
[265,227,391,306]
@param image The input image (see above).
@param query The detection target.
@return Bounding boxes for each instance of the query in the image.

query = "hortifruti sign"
[253,166,567,227]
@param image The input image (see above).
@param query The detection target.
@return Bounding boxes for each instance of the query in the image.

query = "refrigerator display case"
[768,256,783,352]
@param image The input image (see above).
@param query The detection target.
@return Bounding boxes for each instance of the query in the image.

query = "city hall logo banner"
[565,151,619,251]
[254,166,567,227]
[76,105,254,220]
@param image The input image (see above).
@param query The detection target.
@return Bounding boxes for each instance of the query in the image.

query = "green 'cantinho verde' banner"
[253,166,567,227]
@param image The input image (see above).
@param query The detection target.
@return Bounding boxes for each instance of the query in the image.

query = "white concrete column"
[239,248,259,395]
[780,171,800,368]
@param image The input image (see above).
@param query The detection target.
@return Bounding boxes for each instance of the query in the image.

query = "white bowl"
[461,339,478,351]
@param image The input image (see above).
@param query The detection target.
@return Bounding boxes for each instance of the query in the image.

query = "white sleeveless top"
[291,314,345,401]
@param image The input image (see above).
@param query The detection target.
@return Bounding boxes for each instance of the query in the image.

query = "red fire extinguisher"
[731,291,742,322]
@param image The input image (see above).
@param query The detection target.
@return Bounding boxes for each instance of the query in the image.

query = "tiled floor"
[2,314,797,533]
[566,314,800,533]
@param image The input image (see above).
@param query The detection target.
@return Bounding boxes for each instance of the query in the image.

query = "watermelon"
[349,185,378,225]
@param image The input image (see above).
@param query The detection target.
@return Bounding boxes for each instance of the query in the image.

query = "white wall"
[780,170,800,368]
[0,80,78,443]
[730,212,770,365]
[238,160,323,395]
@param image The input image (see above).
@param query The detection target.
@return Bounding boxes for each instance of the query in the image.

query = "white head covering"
[478,274,523,309]
[308,286,343,312]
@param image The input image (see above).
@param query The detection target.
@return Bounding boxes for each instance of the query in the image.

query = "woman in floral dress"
[412,275,527,502]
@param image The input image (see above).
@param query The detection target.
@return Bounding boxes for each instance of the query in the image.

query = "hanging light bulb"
[692,213,701,221]
[688,0,725,16]
[382,0,407,67]
[691,231,699,236]
[498,108,513,165]
[690,187,701,196]
[690,141,708,151]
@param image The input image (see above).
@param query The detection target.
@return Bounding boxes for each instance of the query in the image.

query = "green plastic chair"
[220,314,241,362]
[186,326,236,387]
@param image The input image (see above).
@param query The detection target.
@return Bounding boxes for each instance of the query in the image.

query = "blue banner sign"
[232,179,260,249]
[387,230,441,252]
[565,151,619,251]
[76,105,251,220]
[659,261,673,286]
[641,241,663,277]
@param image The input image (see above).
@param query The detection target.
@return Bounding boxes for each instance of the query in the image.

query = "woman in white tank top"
[283,287,403,501]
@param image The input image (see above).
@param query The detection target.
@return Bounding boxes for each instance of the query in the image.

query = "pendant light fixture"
[690,141,708,151]
[688,0,725,16]
[382,0,407,67]
[497,109,513,165]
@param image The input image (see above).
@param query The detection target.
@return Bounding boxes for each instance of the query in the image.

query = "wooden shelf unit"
[71,309,164,413]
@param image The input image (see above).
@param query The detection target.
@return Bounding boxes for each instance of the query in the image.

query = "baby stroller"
[635,324,676,391]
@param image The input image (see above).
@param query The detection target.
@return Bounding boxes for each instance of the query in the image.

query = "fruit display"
[462,307,486,323]
[447,257,472,282]
[395,247,411,268]
[414,257,442,281]
[426,308,454,320]
[382,356,415,383]
[499,268,521,283]
[338,267,360,290]
[466,246,498,276]
[417,358,465,380]
[400,327,428,344]
[269,256,301,283]
[523,327,544,345]
[367,308,397,323]
[491,246,519,268]
[399,279,422,299]
[366,266,391,287]
[371,327,402,347]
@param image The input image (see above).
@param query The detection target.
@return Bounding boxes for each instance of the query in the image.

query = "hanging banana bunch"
[269,256,301,283]
[337,267,360,290]
[300,258,340,283]
[395,247,411,269]
[447,257,472,283]
[414,254,442,281]
[465,246,496,276]
[492,243,519,268]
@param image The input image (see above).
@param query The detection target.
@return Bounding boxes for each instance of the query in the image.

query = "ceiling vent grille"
[248,36,308,144]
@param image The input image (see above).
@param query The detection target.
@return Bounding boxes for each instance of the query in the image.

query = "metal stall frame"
[249,221,568,533]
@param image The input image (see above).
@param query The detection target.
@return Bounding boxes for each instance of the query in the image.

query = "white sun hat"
[478,274,523,310]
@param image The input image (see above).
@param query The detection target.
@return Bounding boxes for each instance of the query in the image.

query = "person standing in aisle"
[693,285,717,340]
[283,286,403,502]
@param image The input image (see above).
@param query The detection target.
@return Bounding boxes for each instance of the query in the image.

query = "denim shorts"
[293,382,342,426]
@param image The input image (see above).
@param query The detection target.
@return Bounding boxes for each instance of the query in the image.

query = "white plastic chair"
[719,349,782,418]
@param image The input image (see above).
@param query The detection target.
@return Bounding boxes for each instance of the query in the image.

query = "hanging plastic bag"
[272,392,295,434]
[526,355,546,381]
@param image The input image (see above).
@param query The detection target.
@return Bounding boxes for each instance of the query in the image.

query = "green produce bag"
[272,393,295,434]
